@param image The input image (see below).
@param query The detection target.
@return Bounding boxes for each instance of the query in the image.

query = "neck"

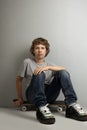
[34,58,45,64]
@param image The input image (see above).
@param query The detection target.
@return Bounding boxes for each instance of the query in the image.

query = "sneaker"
[36,104,55,124]
[66,103,87,121]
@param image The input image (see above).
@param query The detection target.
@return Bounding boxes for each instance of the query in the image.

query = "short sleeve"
[17,59,28,78]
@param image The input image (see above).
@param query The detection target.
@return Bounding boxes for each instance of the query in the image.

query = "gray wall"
[0,0,87,107]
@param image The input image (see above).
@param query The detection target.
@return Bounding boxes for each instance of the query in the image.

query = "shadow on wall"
[0,47,33,107]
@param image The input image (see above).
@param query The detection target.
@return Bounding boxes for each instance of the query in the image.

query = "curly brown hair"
[30,37,50,57]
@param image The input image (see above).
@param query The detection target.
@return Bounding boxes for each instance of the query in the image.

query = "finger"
[34,67,44,75]
[34,69,40,75]
[15,101,21,106]
[36,68,43,75]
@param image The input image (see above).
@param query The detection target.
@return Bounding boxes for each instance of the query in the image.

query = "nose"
[38,48,42,52]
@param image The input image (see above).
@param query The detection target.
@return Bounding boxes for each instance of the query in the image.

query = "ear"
[32,51,35,56]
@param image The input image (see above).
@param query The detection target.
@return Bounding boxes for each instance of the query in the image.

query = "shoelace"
[73,104,87,115]
[40,104,53,117]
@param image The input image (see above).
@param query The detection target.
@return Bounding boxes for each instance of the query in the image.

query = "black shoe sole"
[37,117,55,124]
[66,115,87,121]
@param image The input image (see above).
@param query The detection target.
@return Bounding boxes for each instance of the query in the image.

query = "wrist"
[47,66,52,70]
[18,97,23,101]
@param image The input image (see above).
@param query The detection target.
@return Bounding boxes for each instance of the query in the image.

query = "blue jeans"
[26,70,77,108]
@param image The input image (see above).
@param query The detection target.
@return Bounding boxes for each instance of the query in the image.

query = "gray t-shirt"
[17,58,55,87]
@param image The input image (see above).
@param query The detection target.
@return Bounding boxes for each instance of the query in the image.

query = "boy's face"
[33,44,47,59]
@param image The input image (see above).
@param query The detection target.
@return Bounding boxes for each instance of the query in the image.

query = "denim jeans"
[26,70,77,108]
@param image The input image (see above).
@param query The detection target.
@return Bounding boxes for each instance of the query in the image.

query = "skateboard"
[13,99,66,112]
[49,101,66,112]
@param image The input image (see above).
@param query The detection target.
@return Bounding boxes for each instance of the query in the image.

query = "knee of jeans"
[58,70,70,78]
[33,72,45,79]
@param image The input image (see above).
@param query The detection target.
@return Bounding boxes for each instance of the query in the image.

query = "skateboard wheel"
[21,105,27,111]
[57,107,63,112]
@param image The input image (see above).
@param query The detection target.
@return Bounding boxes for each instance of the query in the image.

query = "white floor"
[0,108,87,130]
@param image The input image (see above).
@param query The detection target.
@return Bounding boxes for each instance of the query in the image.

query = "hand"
[13,98,23,107]
[34,66,49,75]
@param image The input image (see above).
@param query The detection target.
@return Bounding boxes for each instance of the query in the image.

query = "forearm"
[48,66,66,71]
[16,76,23,100]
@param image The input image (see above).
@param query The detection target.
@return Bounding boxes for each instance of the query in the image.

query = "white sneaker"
[39,104,54,118]
[36,104,55,124]
[66,103,87,121]
[73,104,87,116]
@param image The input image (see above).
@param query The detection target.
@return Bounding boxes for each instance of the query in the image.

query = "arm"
[15,76,23,106]
[34,66,66,75]
[47,66,66,71]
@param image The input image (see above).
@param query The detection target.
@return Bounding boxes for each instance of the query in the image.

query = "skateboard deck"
[13,99,66,112]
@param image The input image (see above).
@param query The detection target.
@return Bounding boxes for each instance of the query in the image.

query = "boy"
[15,37,87,124]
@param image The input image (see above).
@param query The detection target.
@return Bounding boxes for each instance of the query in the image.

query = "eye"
[41,47,45,49]
[35,47,39,50]
[36,47,39,49]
